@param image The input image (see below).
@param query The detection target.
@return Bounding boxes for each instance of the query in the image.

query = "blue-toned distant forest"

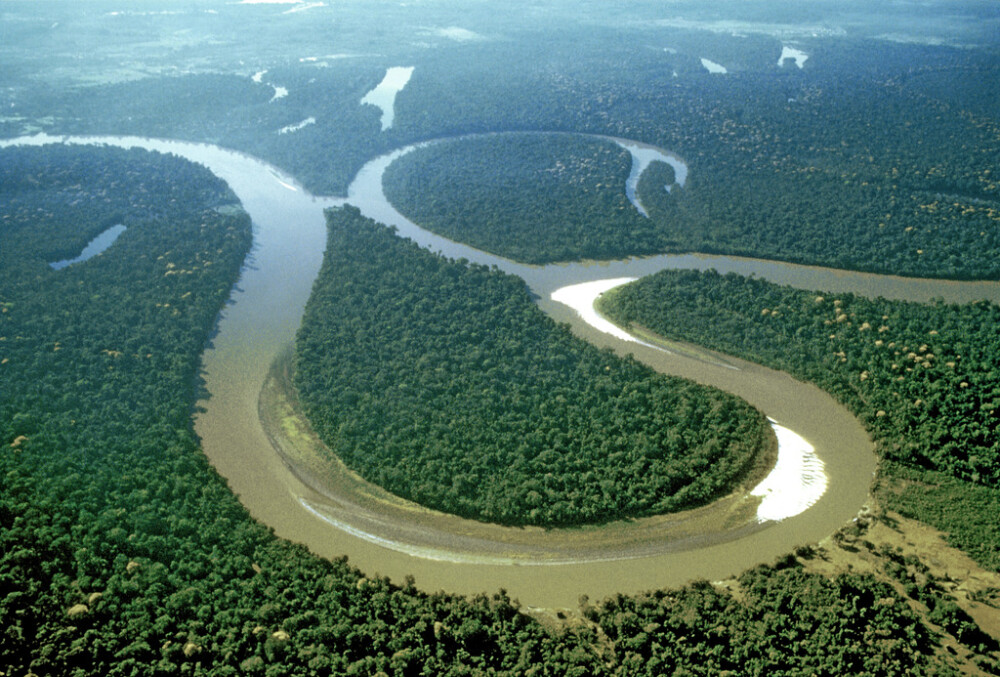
[7,15,998,277]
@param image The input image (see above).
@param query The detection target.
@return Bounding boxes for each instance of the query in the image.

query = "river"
[5,132,999,610]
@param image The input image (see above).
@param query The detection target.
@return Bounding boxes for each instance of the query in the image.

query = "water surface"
[700,58,728,74]
[360,66,414,130]
[7,132,999,609]
[779,45,809,68]
[49,224,126,270]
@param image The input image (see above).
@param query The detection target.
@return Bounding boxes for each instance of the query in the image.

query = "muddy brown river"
[7,133,999,610]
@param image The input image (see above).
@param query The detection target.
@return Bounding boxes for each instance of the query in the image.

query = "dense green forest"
[4,4,1000,672]
[382,133,655,263]
[598,270,1000,571]
[3,143,980,676]
[376,41,1000,275]
[0,145,602,675]
[293,206,769,527]
[589,564,944,676]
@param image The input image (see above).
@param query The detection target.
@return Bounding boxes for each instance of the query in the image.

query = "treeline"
[382,133,657,263]
[616,42,1000,279]
[0,146,602,675]
[293,206,770,527]
[597,269,1000,570]
[1,143,240,266]
[6,66,404,195]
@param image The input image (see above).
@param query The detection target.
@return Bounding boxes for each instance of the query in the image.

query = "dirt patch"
[790,506,1000,675]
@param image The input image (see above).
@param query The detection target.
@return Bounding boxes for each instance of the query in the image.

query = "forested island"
[0,145,599,674]
[293,207,770,527]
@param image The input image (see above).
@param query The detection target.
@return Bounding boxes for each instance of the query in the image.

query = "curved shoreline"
[259,349,780,565]
[552,277,829,523]
[358,130,688,226]
[11,132,975,607]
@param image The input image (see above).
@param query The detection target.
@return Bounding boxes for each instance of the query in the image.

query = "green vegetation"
[375,43,1000,274]
[0,145,602,675]
[588,563,942,676]
[10,67,401,195]
[293,206,769,527]
[382,133,655,263]
[635,161,676,211]
[885,463,1000,573]
[5,9,1000,672]
[12,31,999,278]
[598,269,1000,570]
[2,140,961,677]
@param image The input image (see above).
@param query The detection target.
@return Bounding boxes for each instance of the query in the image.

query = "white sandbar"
[551,278,661,349]
[753,421,828,521]
[551,278,829,523]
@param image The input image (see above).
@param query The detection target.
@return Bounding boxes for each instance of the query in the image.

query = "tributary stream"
[7,133,1000,610]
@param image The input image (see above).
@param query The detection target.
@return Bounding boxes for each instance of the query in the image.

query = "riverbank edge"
[258,346,788,561]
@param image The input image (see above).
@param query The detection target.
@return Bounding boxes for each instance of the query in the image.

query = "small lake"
[779,45,809,69]
[700,58,728,74]
[49,224,127,270]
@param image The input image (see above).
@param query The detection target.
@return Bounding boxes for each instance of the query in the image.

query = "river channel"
[7,133,1000,609]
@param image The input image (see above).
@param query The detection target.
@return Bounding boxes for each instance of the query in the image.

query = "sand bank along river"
[6,133,1000,609]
